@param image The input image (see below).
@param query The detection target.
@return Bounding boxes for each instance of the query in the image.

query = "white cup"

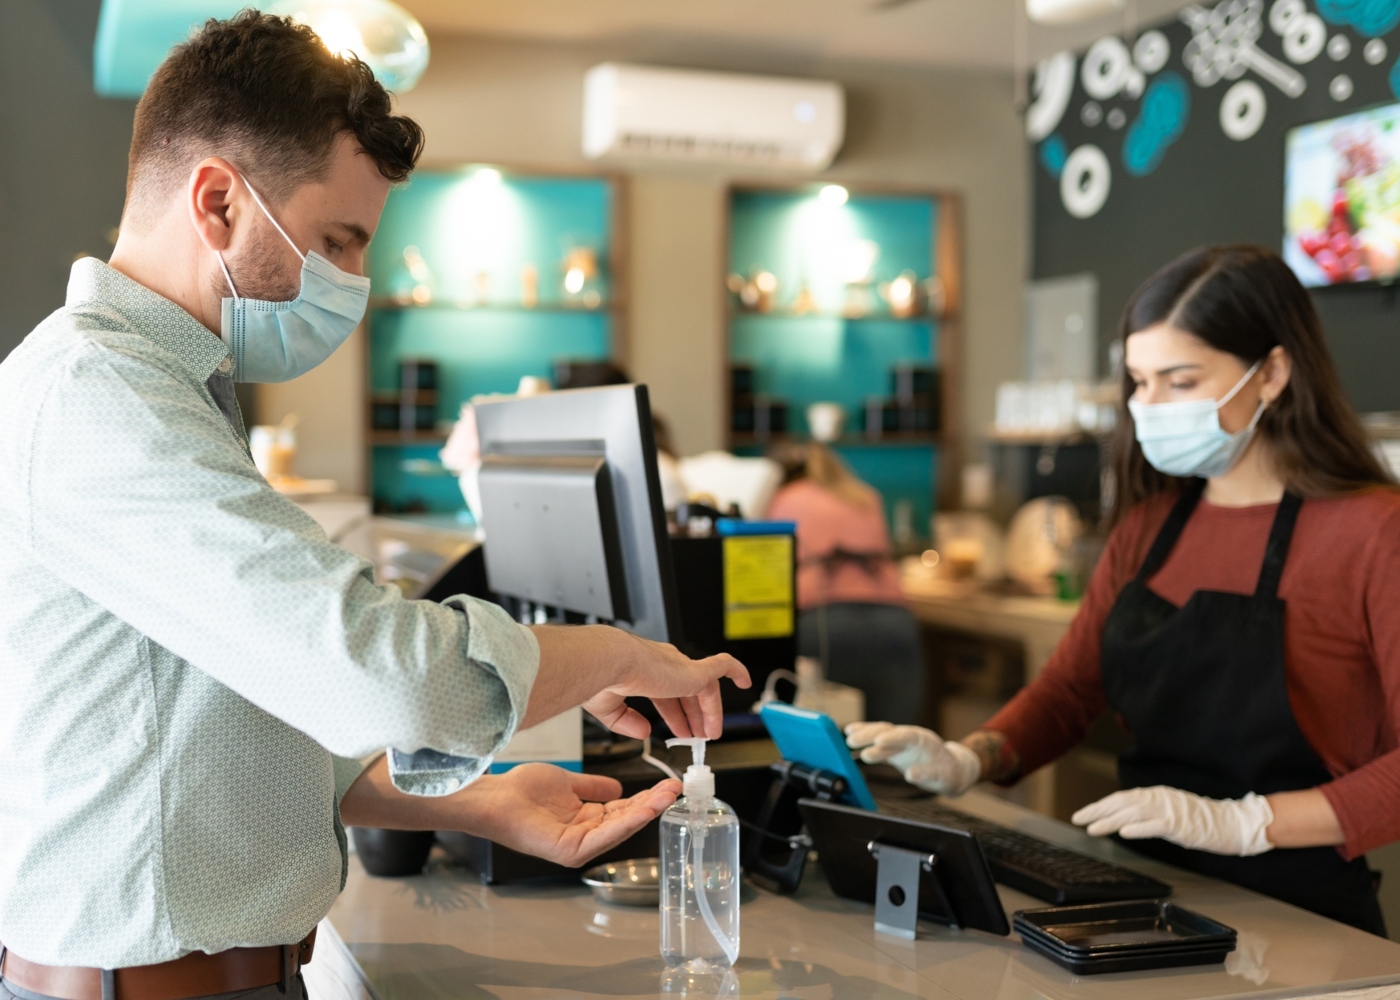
[807,402,846,442]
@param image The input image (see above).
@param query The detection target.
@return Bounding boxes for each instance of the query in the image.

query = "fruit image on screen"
[1285,102,1400,287]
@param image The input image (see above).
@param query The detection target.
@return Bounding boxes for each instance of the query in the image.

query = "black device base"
[799,798,1010,936]
[742,760,847,893]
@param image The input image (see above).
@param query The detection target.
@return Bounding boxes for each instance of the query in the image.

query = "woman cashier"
[848,245,1400,935]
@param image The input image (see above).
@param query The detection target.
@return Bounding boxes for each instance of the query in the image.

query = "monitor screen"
[473,384,681,643]
[1285,101,1400,287]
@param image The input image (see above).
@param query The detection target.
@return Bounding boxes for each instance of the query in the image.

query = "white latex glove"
[1071,786,1275,856]
[844,722,982,797]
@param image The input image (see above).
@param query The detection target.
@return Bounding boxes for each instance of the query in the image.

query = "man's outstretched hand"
[340,755,682,870]
[457,763,681,867]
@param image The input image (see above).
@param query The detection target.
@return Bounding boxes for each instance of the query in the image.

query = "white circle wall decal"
[1269,0,1305,36]
[1107,107,1128,129]
[1081,101,1104,126]
[1220,80,1267,140]
[1082,36,1132,100]
[1026,52,1077,142]
[1283,13,1326,64]
[1134,30,1171,74]
[1365,38,1388,65]
[1124,67,1147,99]
[1328,34,1351,61]
[1330,73,1354,100]
[1061,145,1112,219]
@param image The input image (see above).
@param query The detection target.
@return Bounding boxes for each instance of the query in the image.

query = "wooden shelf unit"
[364,164,628,514]
[722,181,964,531]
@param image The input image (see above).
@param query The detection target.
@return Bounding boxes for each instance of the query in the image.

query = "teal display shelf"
[730,313,934,421]
[726,184,962,540]
[367,167,623,514]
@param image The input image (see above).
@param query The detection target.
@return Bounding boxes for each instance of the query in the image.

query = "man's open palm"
[467,763,680,868]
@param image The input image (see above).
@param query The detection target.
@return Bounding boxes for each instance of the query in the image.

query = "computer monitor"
[472,384,681,643]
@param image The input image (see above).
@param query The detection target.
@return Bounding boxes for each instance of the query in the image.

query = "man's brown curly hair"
[126,8,424,214]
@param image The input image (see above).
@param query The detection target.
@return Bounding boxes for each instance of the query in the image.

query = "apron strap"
[1134,478,1207,584]
[1254,492,1303,599]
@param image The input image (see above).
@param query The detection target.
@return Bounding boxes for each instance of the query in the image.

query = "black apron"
[1100,478,1386,935]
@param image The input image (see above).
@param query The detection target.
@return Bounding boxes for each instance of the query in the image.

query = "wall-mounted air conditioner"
[582,63,845,171]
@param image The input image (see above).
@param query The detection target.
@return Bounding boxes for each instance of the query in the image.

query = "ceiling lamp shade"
[1026,0,1124,25]
[268,0,430,92]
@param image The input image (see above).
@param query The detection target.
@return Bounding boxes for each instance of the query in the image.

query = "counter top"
[325,790,1400,999]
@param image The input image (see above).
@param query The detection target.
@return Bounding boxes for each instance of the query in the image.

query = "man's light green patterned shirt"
[0,259,539,966]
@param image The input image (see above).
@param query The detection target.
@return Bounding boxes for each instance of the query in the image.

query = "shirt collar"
[66,257,232,384]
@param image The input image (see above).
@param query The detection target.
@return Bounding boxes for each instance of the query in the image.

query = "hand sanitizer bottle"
[660,737,740,971]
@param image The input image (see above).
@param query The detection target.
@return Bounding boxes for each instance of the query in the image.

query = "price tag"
[722,534,794,640]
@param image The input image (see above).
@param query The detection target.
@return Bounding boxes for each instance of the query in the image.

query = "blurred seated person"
[767,443,924,724]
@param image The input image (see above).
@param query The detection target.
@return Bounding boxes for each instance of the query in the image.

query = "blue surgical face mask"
[217,175,371,383]
[1128,360,1265,479]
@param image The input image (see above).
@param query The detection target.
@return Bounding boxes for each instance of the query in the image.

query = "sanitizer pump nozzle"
[666,737,715,804]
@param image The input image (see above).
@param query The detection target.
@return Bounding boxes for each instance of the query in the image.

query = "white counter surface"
[324,790,1400,999]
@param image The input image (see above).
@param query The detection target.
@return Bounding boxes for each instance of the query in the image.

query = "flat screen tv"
[1285,101,1400,287]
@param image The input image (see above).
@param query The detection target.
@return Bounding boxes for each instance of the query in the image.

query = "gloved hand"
[1071,786,1275,856]
[844,722,982,797]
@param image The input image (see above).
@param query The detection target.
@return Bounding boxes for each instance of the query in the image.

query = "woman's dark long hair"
[1110,244,1393,524]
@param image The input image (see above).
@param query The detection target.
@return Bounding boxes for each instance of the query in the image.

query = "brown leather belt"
[0,929,315,1000]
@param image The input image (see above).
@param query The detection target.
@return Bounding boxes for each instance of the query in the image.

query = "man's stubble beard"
[212,217,301,304]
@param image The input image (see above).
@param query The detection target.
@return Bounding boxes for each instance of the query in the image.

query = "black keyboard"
[876,797,1172,905]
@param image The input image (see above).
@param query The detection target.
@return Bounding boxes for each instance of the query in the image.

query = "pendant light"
[268,0,430,92]
[1027,0,1125,25]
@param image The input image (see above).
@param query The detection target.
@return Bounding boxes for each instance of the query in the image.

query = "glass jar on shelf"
[560,243,604,309]
[387,245,434,306]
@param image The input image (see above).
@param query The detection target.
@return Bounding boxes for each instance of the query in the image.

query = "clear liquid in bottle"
[660,796,740,972]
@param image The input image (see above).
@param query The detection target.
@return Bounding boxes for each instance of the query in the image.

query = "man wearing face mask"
[849,245,1400,936]
[0,13,749,998]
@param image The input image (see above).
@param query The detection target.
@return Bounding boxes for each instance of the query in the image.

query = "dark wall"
[1032,5,1400,413]
[1,0,134,360]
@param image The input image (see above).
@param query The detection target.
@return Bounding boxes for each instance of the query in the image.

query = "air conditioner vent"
[584,63,844,171]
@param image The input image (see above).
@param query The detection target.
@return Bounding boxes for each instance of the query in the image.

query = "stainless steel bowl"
[582,857,661,906]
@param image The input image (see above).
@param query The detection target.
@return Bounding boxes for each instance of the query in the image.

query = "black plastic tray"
[1014,900,1236,954]
[1020,932,1232,975]
[1015,923,1231,959]
[1017,932,1233,966]
[1014,918,1233,957]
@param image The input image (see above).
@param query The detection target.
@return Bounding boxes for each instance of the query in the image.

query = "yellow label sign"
[722,534,794,640]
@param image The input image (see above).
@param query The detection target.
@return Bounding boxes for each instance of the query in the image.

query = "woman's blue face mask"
[1127,360,1265,479]
[216,175,370,383]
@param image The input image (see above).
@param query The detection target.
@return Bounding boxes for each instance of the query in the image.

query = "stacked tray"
[1013,900,1237,975]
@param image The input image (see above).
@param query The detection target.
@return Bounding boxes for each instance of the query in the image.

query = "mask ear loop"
[237,173,306,262]
[1217,358,1265,409]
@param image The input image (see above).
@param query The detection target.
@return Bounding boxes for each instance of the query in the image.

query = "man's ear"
[188,158,242,253]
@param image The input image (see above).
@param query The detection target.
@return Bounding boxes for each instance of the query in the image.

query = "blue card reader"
[759,702,878,811]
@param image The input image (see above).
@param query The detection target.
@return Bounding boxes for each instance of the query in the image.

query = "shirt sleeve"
[1317,500,1400,859]
[982,506,1151,779]
[22,340,539,785]
[333,753,374,803]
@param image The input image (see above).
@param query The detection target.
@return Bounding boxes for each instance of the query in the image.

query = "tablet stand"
[743,760,847,893]
[868,841,956,939]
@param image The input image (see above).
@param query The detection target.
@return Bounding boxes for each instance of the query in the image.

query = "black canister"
[351,827,436,877]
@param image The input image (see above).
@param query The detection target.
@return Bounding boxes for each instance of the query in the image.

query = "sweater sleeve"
[982,503,1157,780]
[1317,500,1400,859]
